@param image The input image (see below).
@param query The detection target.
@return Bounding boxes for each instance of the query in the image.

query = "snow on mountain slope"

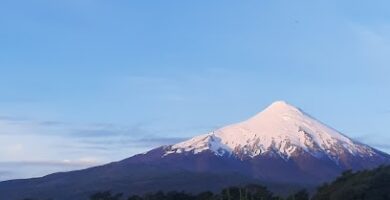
[1,101,388,200]
[164,101,377,163]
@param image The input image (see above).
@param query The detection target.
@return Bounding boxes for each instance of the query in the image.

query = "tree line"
[90,165,390,200]
[90,184,308,200]
[23,165,390,200]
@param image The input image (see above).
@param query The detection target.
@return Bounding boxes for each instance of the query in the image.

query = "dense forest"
[312,165,390,200]
[23,165,390,200]
[90,184,302,200]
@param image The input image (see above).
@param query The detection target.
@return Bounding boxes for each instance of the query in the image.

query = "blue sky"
[1,0,390,180]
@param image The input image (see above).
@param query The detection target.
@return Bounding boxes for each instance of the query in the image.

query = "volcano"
[1,101,389,200]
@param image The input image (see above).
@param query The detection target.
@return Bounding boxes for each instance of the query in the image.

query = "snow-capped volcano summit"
[1,101,389,200]
[165,101,380,164]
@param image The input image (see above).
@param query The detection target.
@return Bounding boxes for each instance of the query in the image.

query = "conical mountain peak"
[3,101,389,200]
[249,101,303,122]
[266,100,301,112]
[166,102,378,162]
[267,100,294,109]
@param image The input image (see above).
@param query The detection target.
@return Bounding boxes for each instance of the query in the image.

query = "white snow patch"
[162,101,376,163]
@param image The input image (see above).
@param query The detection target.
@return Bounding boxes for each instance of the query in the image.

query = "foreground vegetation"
[90,184,303,200]
[90,166,390,200]
[90,184,306,200]
[313,165,390,200]
[24,165,390,200]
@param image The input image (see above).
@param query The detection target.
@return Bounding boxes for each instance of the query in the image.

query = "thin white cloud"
[0,159,101,168]
[0,115,190,181]
[353,134,390,153]
[0,159,102,181]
